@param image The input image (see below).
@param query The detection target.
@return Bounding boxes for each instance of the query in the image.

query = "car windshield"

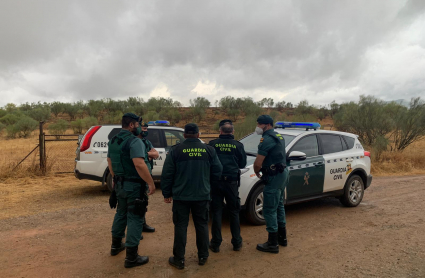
[240,132,295,156]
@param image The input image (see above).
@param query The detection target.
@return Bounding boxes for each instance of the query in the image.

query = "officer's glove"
[109,190,117,209]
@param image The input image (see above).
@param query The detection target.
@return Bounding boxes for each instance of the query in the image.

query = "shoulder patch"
[260,137,264,143]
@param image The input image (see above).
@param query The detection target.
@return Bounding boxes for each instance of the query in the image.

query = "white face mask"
[255,126,264,135]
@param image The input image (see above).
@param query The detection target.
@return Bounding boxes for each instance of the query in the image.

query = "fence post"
[39,121,46,174]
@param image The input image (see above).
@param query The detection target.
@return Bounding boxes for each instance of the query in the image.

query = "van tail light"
[80,126,101,152]
[364,151,371,157]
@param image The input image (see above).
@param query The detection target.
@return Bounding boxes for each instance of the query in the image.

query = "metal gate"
[43,134,80,173]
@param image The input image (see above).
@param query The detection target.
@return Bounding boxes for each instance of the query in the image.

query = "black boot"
[111,237,125,256]
[169,256,185,269]
[278,226,287,247]
[256,232,279,254]
[143,223,155,233]
[124,246,149,268]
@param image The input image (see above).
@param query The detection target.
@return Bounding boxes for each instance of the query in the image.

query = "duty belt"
[114,176,144,184]
[261,163,286,176]
[220,175,238,181]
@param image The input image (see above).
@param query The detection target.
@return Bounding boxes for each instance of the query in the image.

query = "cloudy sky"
[0,0,424,107]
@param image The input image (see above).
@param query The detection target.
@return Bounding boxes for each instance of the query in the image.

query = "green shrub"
[269,110,279,122]
[0,122,6,132]
[48,119,68,135]
[102,111,122,124]
[234,115,257,140]
[6,124,20,138]
[0,108,6,118]
[71,119,84,134]
[0,113,21,125]
[28,107,51,122]
[15,116,38,138]
[82,117,99,130]
[145,111,159,122]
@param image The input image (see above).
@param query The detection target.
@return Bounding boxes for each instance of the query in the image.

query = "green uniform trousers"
[111,181,146,247]
[172,200,209,261]
[263,168,289,233]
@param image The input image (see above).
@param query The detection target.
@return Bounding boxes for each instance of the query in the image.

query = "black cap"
[257,115,273,125]
[123,112,142,122]
[219,119,232,127]
[184,123,199,134]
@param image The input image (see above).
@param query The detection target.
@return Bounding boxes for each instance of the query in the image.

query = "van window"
[320,134,344,154]
[108,128,121,140]
[290,135,319,157]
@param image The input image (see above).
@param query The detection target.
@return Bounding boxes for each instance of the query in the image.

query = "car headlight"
[240,168,249,175]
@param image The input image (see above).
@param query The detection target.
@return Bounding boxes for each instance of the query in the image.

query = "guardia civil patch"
[260,138,264,143]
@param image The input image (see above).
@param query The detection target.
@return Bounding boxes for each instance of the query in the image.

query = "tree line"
[0,95,424,157]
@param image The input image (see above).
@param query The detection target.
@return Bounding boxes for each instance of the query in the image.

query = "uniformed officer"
[107,113,156,268]
[208,119,247,252]
[253,115,289,254]
[161,123,223,269]
[137,121,158,234]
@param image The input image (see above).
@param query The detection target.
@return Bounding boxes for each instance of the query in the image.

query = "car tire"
[106,172,114,192]
[340,175,364,207]
[245,183,266,225]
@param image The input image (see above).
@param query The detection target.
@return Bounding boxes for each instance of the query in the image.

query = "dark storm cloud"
[0,0,424,106]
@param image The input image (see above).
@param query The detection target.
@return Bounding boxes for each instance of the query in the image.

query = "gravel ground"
[1,175,424,278]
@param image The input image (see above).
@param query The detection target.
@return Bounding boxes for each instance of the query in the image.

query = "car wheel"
[340,175,364,207]
[106,172,114,192]
[245,183,266,225]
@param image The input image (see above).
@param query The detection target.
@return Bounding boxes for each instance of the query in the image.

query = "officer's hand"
[255,172,262,179]
[164,197,173,203]
[147,183,156,195]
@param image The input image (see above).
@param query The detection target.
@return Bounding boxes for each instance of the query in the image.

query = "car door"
[319,134,351,193]
[286,134,325,200]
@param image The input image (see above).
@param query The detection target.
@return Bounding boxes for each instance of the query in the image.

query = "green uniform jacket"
[161,138,223,201]
[208,134,247,179]
[258,129,286,168]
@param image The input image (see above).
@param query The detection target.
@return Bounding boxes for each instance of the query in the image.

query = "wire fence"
[44,135,80,173]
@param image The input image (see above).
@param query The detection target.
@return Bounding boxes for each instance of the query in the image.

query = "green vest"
[108,130,140,179]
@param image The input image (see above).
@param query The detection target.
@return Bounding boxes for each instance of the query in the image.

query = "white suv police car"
[74,121,185,191]
[238,122,372,225]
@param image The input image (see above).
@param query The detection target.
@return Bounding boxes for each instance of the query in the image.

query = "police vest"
[108,131,140,179]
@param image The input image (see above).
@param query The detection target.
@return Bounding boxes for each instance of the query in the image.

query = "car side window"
[320,134,344,154]
[291,135,319,157]
[145,129,163,148]
[343,136,355,149]
[164,130,185,150]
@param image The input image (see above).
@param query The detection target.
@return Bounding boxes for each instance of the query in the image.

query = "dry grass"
[371,138,425,176]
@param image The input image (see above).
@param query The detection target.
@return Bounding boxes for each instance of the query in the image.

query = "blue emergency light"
[154,120,170,126]
[147,121,155,126]
[275,121,321,130]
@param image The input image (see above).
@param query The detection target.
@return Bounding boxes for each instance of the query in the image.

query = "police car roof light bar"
[147,121,156,126]
[274,121,321,130]
[154,120,170,126]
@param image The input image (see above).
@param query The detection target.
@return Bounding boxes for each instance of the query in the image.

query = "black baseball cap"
[184,123,199,134]
[219,119,232,127]
[123,112,142,122]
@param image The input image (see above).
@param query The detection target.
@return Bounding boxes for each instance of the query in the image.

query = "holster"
[261,163,286,177]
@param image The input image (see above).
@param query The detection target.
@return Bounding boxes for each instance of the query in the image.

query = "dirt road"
[1,175,424,278]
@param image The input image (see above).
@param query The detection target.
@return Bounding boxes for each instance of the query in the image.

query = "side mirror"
[287,151,307,161]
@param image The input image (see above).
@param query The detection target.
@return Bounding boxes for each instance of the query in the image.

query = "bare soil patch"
[1,175,424,277]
